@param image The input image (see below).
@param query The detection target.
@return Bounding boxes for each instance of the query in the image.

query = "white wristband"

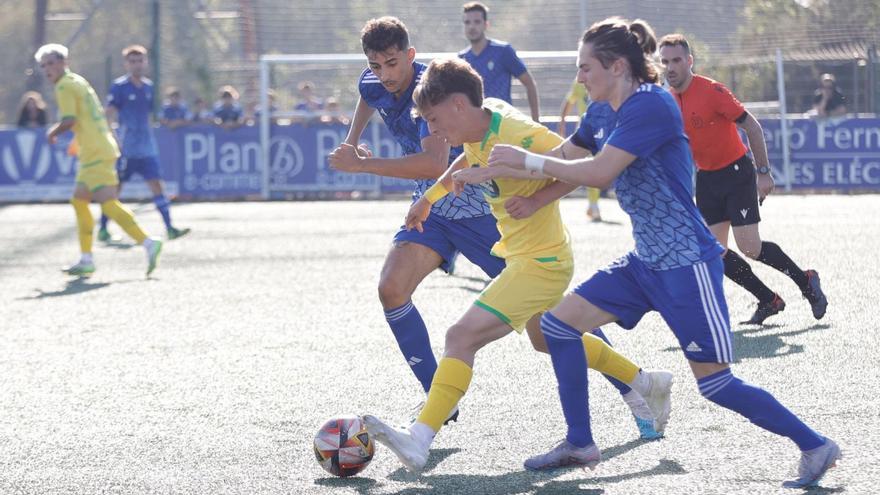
[524,152,545,174]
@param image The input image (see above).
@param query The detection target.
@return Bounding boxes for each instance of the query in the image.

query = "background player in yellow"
[558,78,602,222]
[36,43,162,277]
[363,58,673,472]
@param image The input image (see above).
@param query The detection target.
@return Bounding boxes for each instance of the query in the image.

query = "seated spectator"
[293,81,323,123]
[213,85,244,129]
[253,89,280,125]
[319,97,350,126]
[812,73,847,118]
[191,97,213,124]
[160,87,191,128]
[17,91,48,128]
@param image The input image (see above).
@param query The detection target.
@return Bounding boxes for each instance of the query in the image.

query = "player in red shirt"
[659,34,827,325]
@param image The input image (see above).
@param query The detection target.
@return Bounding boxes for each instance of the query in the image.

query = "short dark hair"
[582,17,659,84]
[361,17,409,54]
[122,44,147,57]
[658,34,691,56]
[462,2,489,20]
[413,58,483,116]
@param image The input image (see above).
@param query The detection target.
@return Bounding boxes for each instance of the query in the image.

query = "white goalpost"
[258,50,579,199]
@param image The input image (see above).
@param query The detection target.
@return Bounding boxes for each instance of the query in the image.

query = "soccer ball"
[313,415,375,477]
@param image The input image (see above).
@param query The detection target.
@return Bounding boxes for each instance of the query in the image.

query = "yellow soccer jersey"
[55,71,119,164]
[463,98,569,260]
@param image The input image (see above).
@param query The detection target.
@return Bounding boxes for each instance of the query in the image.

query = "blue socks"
[384,301,437,393]
[699,368,824,451]
[592,328,633,395]
[153,194,173,230]
[541,312,593,448]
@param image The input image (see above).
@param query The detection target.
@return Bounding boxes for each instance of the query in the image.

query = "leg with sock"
[384,301,438,394]
[755,241,827,319]
[755,241,809,290]
[724,250,786,324]
[698,368,823,450]
[153,194,173,231]
[67,198,96,276]
[523,312,600,470]
[101,199,147,243]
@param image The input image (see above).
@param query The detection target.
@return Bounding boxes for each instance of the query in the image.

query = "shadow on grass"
[18,276,147,299]
[662,323,831,361]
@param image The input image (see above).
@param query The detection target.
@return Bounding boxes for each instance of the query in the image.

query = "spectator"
[160,87,190,128]
[191,97,213,124]
[253,89,279,125]
[319,97,350,126]
[213,85,244,129]
[812,73,847,118]
[17,91,48,128]
[294,81,323,123]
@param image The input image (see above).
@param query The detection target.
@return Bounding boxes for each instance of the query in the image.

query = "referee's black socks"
[756,241,810,292]
[723,250,776,303]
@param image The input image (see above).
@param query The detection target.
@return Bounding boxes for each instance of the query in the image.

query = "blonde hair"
[34,43,68,62]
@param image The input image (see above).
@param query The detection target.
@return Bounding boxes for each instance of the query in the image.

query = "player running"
[488,18,840,488]
[658,34,827,325]
[361,58,674,473]
[37,43,162,277]
[100,44,190,242]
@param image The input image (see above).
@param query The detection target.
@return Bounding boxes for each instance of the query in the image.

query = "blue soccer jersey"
[571,101,616,155]
[162,103,190,121]
[107,75,158,158]
[358,62,490,220]
[604,84,723,270]
[458,40,527,104]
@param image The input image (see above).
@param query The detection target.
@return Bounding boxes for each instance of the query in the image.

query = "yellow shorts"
[75,158,119,192]
[475,255,574,332]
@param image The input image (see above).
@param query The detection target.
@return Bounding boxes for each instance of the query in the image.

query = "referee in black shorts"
[659,34,828,324]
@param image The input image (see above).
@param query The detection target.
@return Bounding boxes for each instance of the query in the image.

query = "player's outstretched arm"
[489,143,633,189]
[329,134,450,180]
[505,139,592,219]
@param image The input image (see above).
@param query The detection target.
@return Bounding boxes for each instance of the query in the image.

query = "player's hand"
[405,197,432,233]
[488,144,527,169]
[505,195,541,219]
[328,143,364,173]
[356,143,373,158]
[757,172,774,203]
[452,167,496,196]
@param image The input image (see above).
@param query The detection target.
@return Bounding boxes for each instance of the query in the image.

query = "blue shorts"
[117,156,161,182]
[573,252,733,363]
[393,214,505,278]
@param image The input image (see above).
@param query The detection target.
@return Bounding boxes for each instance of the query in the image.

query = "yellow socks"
[587,187,600,203]
[71,198,94,254]
[582,333,639,384]
[100,199,147,244]
[417,357,472,432]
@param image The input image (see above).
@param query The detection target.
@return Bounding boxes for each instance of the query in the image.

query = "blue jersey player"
[459,2,540,121]
[488,18,840,488]
[329,17,611,427]
[328,17,503,422]
[101,45,189,242]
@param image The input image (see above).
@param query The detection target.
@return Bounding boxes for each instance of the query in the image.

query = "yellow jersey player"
[362,58,673,472]
[37,43,162,276]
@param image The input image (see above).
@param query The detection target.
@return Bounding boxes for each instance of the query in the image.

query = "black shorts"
[695,155,761,227]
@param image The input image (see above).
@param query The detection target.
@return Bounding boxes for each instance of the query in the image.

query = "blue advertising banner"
[759,118,880,189]
[2,118,879,202]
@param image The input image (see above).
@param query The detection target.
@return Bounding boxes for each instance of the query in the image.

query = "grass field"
[1,196,876,494]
